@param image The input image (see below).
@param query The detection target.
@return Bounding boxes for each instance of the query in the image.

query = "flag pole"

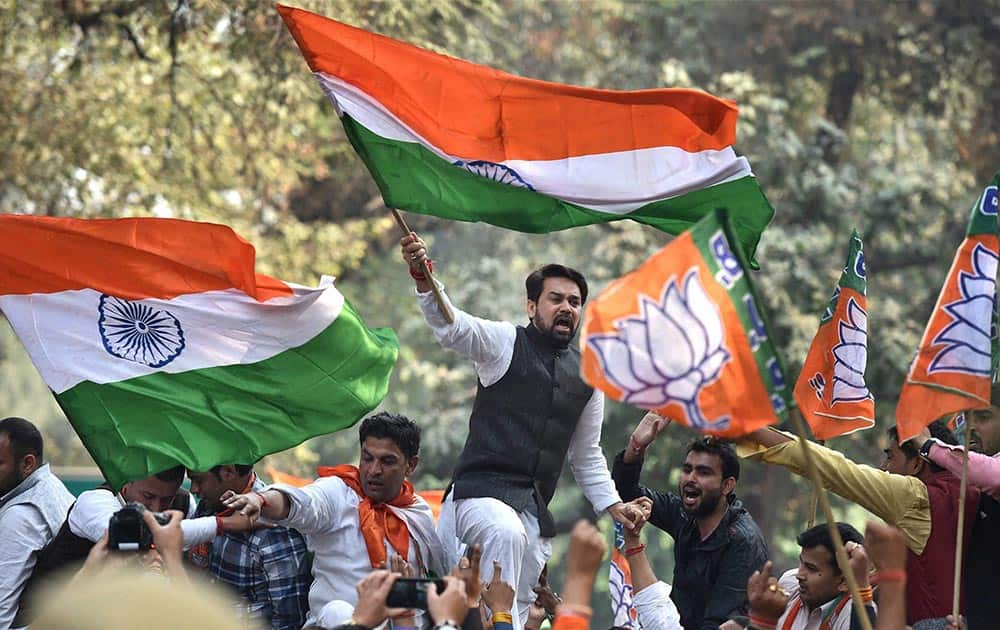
[952,418,972,621]
[806,439,824,529]
[390,208,453,324]
[786,409,874,630]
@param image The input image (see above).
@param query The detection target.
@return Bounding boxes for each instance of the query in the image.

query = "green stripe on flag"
[341,115,774,267]
[55,299,398,489]
[689,209,793,417]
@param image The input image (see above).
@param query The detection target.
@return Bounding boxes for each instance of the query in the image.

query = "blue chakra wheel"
[98,295,185,368]
[453,159,535,191]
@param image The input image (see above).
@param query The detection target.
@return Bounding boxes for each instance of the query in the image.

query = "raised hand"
[844,540,871,588]
[481,561,516,615]
[450,543,483,608]
[625,412,670,462]
[746,560,788,621]
[220,490,263,520]
[400,232,429,270]
[427,576,469,626]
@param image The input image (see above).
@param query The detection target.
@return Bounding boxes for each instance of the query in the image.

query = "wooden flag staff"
[952,418,972,622]
[390,208,453,324]
[785,410,874,630]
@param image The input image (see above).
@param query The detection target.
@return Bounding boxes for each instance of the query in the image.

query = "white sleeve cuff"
[181,516,218,549]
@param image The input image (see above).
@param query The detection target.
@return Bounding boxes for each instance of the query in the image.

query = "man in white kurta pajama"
[401,234,641,629]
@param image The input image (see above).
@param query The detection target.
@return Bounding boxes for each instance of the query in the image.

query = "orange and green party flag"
[794,230,875,439]
[581,209,791,437]
[895,175,1000,441]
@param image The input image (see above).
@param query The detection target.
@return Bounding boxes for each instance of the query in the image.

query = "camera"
[386,578,446,610]
[107,502,170,551]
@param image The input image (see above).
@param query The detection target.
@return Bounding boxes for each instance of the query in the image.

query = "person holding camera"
[186,463,311,630]
[223,412,448,629]
[0,417,74,630]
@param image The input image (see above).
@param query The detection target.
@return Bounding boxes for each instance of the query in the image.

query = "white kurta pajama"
[419,286,621,629]
[270,476,446,628]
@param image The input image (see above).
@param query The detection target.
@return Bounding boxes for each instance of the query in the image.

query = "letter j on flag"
[581,209,792,437]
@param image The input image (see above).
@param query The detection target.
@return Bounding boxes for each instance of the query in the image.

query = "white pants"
[437,494,552,630]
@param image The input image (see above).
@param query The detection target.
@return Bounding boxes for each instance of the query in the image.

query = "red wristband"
[624,544,646,557]
[215,515,224,536]
[409,258,434,281]
[628,436,647,455]
[749,614,778,630]
[254,491,269,509]
[873,569,906,584]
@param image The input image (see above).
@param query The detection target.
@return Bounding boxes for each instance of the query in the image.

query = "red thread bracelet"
[873,569,906,584]
[748,614,778,630]
[215,515,224,536]
[409,258,434,281]
[625,544,646,557]
[254,491,269,509]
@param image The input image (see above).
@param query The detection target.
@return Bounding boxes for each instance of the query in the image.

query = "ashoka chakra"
[98,295,185,368]
[454,160,535,191]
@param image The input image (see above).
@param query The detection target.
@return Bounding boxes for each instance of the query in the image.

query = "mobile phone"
[386,577,446,610]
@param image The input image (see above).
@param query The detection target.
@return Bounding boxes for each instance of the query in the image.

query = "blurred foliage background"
[2,0,999,626]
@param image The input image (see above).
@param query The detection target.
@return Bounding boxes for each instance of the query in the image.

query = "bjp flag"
[581,209,791,437]
[896,175,1000,441]
[794,230,875,439]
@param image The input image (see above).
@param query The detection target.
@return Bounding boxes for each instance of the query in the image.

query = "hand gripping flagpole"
[785,409,874,630]
[953,418,972,622]
[390,208,453,324]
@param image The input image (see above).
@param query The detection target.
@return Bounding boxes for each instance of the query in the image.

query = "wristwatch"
[918,438,936,461]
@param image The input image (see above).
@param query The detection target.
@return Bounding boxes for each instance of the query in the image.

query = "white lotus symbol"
[831,297,872,404]
[929,243,998,376]
[588,268,732,430]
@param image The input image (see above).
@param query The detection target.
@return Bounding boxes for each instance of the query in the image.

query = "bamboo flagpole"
[952,418,972,621]
[390,208,453,324]
[785,410,874,630]
[806,439,824,529]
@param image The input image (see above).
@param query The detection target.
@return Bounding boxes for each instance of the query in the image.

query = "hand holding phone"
[386,577,447,610]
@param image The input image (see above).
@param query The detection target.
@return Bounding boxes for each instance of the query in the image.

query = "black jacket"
[613,450,768,630]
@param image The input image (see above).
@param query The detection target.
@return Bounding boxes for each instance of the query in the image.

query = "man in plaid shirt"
[188,464,311,630]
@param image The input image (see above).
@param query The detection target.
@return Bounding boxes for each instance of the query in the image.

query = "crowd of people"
[0,234,996,630]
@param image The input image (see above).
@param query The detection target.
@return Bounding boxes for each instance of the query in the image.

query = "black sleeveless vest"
[451,324,592,537]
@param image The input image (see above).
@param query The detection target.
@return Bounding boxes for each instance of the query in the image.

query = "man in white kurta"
[401,233,641,629]
[223,411,446,628]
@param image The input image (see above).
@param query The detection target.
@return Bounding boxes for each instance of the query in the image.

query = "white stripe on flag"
[0,281,344,393]
[315,72,753,214]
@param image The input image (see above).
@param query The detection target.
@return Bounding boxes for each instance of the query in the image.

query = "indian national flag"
[793,230,875,439]
[0,216,398,488]
[581,209,790,437]
[277,5,774,265]
[896,175,1000,441]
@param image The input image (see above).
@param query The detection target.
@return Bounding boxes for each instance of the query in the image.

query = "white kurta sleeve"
[567,389,621,513]
[270,478,349,535]
[416,283,516,387]
[68,489,122,543]
[633,581,682,629]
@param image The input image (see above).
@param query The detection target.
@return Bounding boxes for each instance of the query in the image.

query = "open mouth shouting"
[553,313,574,336]
[681,484,701,508]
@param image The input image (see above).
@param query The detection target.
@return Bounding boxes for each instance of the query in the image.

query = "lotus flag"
[793,230,875,439]
[895,174,1000,441]
[610,522,638,628]
[277,5,774,265]
[581,209,791,437]
[0,216,398,489]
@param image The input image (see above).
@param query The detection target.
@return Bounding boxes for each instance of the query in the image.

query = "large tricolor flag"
[277,5,774,265]
[0,216,398,488]
[895,174,1000,441]
[581,209,791,437]
[793,230,875,439]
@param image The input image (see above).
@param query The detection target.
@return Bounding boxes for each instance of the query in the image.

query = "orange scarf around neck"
[317,464,416,568]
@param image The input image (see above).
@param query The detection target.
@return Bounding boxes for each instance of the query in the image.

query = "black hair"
[154,464,186,483]
[525,264,588,305]
[210,464,254,480]
[687,436,740,482]
[0,417,43,461]
[359,411,421,459]
[888,419,958,472]
[796,522,864,574]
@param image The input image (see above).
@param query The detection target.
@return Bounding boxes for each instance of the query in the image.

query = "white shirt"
[633,581,682,629]
[417,285,621,513]
[272,477,444,628]
[775,569,868,630]
[69,488,215,548]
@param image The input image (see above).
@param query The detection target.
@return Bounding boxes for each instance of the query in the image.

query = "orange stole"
[317,464,416,568]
